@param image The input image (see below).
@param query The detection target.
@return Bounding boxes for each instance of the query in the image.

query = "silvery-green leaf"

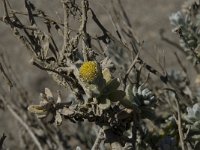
[119,98,134,109]
[42,34,50,58]
[45,88,53,98]
[132,85,138,95]
[143,100,150,105]
[55,112,62,126]
[142,88,150,96]
[191,134,200,140]
[191,121,200,131]
[76,146,82,150]
[126,84,134,100]
[33,128,45,137]
[28,105,47,114]
[195,142,200,150]
[44,112,54,122]
[193,103,200,119]
[102,68,112,83]
[98,99,111,110]
[85,84,101,97]
[108,90,125,102]
[185,103,200,122]
[37,114,48,119]
[117,109,132,120]
[137,85,143,95]
[28,105,49,119]
[140,107,155,119]
[60,107,75,116]
[101,78,120,96]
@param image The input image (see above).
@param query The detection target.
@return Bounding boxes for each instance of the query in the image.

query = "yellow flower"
[79,61,100,83]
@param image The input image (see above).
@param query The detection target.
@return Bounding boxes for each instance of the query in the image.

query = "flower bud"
[79,61,101,83]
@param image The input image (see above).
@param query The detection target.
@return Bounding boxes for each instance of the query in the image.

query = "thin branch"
[173,94,186,150]
[174,52,188,75]
[160,29,186,54]
[2,0,9,17]
[0,134,6,150]
[0,62,13,88]
[80,0,89,61]
[160,29,200,73]
[62,0,69,53]
[91,128,104,150]
[123,52,139,90]
[117,0,132,28]
[24,0,36,26]
[164,88,186,150]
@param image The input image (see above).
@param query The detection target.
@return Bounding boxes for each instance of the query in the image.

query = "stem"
[62,0,69,53]
[91,128,104,150]
[174,96,186,150]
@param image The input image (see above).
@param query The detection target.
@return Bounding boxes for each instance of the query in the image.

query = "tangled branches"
[2,0,200,150]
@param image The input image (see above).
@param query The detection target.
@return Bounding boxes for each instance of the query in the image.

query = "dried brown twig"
[0,134,6,150]
[163,88,186,150]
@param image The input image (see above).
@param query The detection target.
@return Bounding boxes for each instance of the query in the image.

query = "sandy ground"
[0,0,184,149]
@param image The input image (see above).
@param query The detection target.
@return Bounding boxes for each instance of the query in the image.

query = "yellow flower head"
[79,61,100,83]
